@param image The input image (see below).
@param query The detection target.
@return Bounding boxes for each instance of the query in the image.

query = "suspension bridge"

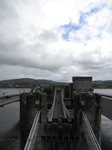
[1,76,112,150]
[20,76,105,150]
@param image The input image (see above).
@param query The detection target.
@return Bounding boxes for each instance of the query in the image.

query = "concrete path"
[53,90,64,118]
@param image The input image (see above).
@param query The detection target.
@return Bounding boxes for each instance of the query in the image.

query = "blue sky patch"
[61,6,103,41]
[87,7,100,15]
[85,35,91,41]
[61,22,82,41]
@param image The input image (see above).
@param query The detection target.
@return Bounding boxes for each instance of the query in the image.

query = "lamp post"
[3,92,5,106]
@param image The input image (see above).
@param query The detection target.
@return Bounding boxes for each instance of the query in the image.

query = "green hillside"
[92,80,112,88]
[0,78,67,88]
[0,78,112,88]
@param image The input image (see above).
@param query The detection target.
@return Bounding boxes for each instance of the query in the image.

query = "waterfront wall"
[102,96,112,120]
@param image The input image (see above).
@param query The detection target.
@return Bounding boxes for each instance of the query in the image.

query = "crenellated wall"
[72,76,93,92]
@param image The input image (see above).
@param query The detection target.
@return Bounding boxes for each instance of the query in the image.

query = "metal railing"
[24,111,40,150]
[82,112,101,150]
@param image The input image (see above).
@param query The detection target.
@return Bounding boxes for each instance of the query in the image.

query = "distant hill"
[0,78,112,88]
[0,78,67,88]
[92,80,112,88]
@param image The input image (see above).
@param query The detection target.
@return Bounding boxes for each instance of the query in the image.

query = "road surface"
[0,96,19,106]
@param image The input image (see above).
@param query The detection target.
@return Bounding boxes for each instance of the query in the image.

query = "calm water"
[0,102,19,136]
[0,88,30,150]
[0,88,31,97]
[0,88,30,135]
[94,88,112,96]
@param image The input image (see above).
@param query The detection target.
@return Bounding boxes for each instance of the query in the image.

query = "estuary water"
[0,88,30,150]
[0,102,19,137]
[0,88,31,97]
[94,88,112,96]
[0,102,20,150]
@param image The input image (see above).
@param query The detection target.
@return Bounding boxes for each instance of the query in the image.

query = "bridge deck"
[53,90,64,118]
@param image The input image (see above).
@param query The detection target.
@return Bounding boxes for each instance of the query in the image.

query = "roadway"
[53,90,64,118]
[0,96,19,106]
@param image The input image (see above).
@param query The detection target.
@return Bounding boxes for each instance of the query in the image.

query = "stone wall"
[20,93,41,150]
[72,76,93,92]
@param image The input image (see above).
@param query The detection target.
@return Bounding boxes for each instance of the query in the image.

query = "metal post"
[3,92,5,106]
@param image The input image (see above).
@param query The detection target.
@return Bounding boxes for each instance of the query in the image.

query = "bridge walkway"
[53,90,64,118]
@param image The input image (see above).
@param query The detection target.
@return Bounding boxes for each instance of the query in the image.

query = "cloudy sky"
[0,0,112,82]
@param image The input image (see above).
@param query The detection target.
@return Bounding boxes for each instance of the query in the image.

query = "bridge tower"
[72,76,101,148]
[20,93,41,150]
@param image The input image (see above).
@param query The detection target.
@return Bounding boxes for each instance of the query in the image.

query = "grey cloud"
[0,0,112,81]
[0,50,62,72]
[0,65,62,81]
[1,63,111,81]
[107,15,112,34]
[79,61,109,70]
[0,38,24,52]
[0,0,18,21]
[76,58,111,70]
[87,67,112,80]
[73,48,112,71]
[0,1,74,74]
[39,29,58,42]
[0,32,111,77]
[30,43,46,54]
